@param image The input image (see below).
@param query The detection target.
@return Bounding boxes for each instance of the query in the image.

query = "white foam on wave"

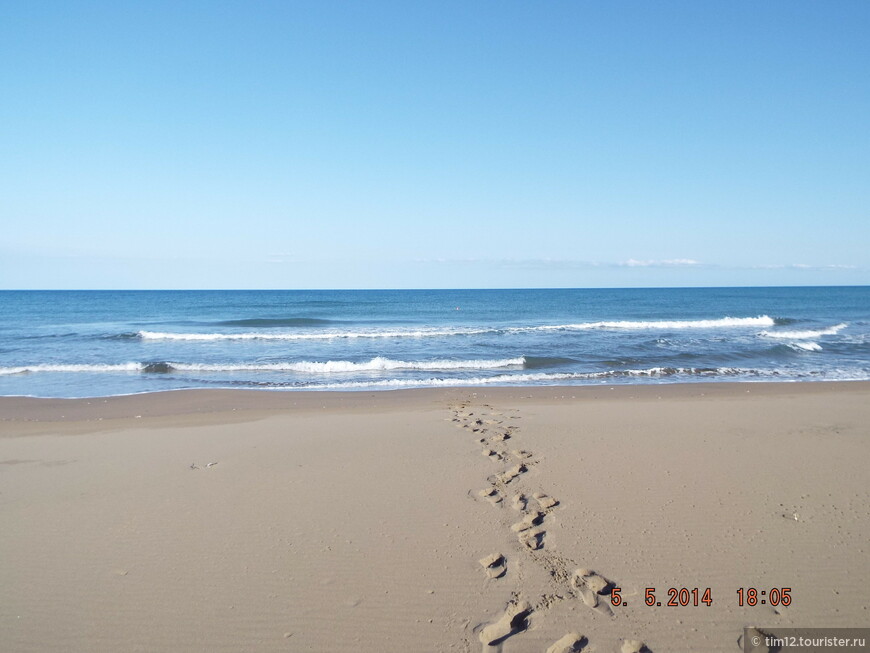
[0,357,526,375]
[307,366,755,389]
[760,323,847,339]
[173,357,526,373]
[137,327,493,341]
[136,316,776,342]
[512,316,776,332]
[0,363,143,376]
[0,364,741,381]
[787,341,822,352]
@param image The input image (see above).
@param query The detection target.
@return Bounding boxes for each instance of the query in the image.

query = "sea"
[0,287,868,398]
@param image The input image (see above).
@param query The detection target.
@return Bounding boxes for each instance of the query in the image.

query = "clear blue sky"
[1,1,868,289]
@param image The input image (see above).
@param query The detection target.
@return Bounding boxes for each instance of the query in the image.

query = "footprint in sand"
[511,510,546,549]
[621,639,651,653]
[489,431,511,443]
[479,553,507,579]
[497,464,527,484]
[571,568,614,616]
[511,493,527,511]
[547,633,586,653]
[511,511,544,533]
[511,449,533,460]
[482,449,504,462]
[520,527,545,550]
[532,492,559,510]
[478,600,532,646]
[479,487,503,505]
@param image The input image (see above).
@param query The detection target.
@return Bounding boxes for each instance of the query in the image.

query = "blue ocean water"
[0,288,868,398]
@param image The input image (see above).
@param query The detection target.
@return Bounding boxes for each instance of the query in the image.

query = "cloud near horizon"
[620,258,701,268]
[416,257,706,270]
[416,257,863,272]
[751,263,859,271]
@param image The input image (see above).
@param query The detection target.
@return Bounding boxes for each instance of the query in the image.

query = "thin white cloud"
[751,263,858,271]
[620,258,701,268]
[412,257,862,272]
[415,257,704,270]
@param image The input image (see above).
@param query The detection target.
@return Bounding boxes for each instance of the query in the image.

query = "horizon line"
[2,284,868,292]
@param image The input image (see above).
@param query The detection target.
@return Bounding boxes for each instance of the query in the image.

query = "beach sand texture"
[1,382,868,652]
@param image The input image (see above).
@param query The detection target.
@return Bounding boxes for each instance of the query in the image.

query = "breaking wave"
[786,342,822,352]
[170,357,526,373]
[133,316,777,342]
[760,323,847,339]
[510,316,776,331]
[0,357,527,375]
[304,367,765,389]
[135,328,492,341]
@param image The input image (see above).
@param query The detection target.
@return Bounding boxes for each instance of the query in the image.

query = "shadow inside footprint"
[532,492,559,510]
[479,601,532,647]
[498,463,527,484]
[479,553,507,579]
[572,568,615,616]
[511,511,544,533]
[522,527,545,550]
[479,487,503,505]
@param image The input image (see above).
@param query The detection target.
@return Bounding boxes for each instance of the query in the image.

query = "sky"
[1,1,868,289]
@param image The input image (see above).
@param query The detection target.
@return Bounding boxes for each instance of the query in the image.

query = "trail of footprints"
[450,400,651,653]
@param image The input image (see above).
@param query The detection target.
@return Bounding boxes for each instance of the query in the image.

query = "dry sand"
[1,382,868,652]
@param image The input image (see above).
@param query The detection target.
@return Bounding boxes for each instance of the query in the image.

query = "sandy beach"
[1,382,868,652]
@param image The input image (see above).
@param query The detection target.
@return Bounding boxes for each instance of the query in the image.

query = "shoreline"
[2,379,869,432]
[2,380,868,651]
